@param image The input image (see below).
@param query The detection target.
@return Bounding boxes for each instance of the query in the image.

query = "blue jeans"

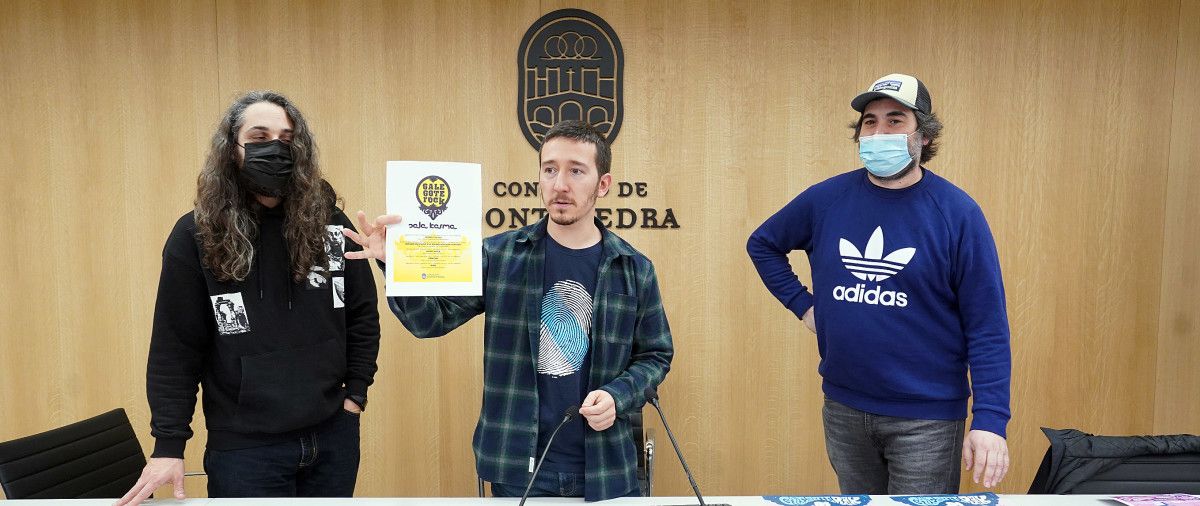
[204,409,361,497]
[822,398,965,494]
[490,472,641,498]
[492,471,584,498]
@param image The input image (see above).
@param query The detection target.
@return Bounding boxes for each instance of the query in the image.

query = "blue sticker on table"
[763,495,872,505]
[890,492,999,506]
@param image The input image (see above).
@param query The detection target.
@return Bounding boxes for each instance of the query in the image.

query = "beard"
[547,185,600,226]
[873,134,924,182]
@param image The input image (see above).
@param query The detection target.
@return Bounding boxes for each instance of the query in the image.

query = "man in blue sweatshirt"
[747,73,1011,493]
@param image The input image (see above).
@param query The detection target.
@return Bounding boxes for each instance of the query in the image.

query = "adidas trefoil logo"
[839,226,916,282]
[832,226,914,307]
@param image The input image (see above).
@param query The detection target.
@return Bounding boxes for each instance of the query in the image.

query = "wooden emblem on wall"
[517,9,624,149]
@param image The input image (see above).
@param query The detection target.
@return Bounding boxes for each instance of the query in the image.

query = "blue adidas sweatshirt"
[747,168,1011,437]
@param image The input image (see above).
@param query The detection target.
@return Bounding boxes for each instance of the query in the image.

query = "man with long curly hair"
[116,91,380,505]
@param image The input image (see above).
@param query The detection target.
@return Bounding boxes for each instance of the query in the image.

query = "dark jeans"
[822,398,965,495]
[204,409,361,497]
[491,471,641,498]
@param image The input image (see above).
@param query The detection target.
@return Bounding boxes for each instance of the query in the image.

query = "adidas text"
[832,283,908,307]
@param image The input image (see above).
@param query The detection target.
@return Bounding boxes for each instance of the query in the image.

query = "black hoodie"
[146,205,380,458]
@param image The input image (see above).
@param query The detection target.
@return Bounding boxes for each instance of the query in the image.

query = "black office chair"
[0,408,147,499]
[629,409,656,496]
[476,408,656,497]
[1028,427,1200,494]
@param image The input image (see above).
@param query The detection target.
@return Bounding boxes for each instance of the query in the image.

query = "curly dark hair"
[194,90,335,283]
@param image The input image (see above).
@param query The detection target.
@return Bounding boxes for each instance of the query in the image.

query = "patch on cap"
[872,80,903,92]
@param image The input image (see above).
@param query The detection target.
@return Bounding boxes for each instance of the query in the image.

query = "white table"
[0,496,1122,505]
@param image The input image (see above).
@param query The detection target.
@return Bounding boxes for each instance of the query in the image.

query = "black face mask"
[239,139,294,197]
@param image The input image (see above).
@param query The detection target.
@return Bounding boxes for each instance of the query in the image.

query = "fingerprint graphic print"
[538,280,593,377]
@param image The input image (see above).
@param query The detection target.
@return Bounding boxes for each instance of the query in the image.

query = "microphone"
[518,404,579,506]
[645,387,729,506]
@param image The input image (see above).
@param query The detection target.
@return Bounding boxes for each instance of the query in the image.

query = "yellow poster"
[385,161,483,296]
[391,233,473,283]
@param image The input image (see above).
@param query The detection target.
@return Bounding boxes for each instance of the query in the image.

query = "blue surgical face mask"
[858,132,914,178]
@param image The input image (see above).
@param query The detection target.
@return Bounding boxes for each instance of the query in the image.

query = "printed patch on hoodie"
[210,292,250,335]
[305,265,329,290]
[333,277,345,308]
[326,225,345,271]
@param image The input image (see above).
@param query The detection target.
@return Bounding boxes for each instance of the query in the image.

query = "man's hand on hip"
[802,307,817,334]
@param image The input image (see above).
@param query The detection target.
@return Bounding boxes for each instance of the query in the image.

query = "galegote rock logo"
[416,175,450,220]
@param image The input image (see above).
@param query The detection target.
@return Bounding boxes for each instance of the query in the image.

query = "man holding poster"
[344,120,673,501]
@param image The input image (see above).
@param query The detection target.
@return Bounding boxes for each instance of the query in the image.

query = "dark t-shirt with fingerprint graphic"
[535,236,602,473]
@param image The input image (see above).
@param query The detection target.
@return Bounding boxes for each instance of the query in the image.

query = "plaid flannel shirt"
[387,217,673,501]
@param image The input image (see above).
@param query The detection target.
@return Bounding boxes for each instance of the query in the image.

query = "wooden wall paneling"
[1155,0,1200,435]
[0,0,1191,500]
[0,0,219,499]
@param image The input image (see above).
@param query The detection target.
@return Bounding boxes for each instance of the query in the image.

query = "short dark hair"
[539,120,612,176]
[849,108,944,163]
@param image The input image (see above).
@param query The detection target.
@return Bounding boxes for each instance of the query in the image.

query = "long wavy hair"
[194,90,335,283]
